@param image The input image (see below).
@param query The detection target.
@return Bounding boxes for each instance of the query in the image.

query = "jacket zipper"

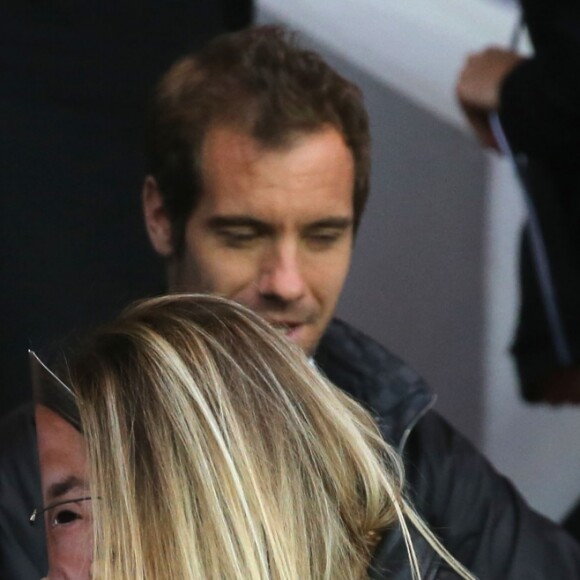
[398,393,437,455]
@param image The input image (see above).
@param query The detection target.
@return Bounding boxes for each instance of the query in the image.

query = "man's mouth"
[267,320,305,341]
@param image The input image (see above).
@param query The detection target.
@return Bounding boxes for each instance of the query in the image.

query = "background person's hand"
[456,47,524,149]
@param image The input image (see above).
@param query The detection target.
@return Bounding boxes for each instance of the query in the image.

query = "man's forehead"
[202,199,353,225]
[36,405,88,501]
[197,125,355,222]
[36,405,77,441]
[201,123,334,161]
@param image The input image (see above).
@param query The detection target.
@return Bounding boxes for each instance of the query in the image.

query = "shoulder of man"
[318,319,580,577]
[315,318,435,449]
[0,403,46,580]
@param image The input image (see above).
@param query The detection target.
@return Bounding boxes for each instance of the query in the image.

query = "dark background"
[0,1,253,417]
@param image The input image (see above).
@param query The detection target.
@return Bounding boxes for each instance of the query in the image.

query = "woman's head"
[38,294,473,579]
[60,294,403,579]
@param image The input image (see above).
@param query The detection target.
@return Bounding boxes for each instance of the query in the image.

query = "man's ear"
[143,176,174,257]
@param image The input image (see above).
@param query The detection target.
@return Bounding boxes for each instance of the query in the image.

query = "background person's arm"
[457,4,580,159]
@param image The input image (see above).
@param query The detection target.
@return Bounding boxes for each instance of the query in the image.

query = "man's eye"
[51,508,82,527]
[307,231,342,247]
[220,229,260,246]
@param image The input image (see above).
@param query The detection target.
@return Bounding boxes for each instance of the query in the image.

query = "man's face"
[149,126,355,355]
[36,405,92,580]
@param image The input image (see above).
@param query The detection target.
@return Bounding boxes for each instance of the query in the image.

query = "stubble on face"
[168,126,356,355]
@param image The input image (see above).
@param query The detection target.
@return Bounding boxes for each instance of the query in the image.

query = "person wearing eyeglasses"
[33,404,92,580]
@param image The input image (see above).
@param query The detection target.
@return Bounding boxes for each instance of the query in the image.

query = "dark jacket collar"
[315,318,435,451]
[315,319,451,579]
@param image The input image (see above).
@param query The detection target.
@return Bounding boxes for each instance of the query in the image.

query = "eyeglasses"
[29,497,93,527]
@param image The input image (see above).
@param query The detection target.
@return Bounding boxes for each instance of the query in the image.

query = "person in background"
[456,0,580,538]
[33,294,474,579]
[456,0,580,403]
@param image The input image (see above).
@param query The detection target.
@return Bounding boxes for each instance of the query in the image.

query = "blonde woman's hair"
[62,294,474,580]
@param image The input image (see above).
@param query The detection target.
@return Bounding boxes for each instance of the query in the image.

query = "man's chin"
[282,325,319,357]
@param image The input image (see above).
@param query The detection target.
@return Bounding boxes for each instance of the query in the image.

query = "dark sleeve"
[499,6,580,159]
[405,411,580,578]
[0,405,46,580]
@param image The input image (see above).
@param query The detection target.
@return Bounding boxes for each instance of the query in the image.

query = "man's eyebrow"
[206,216,353,232]
[47,476,88,501]
[207,216,273,233]
[303,217,353,230]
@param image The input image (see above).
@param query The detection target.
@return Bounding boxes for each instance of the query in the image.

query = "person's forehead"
[36,405,87,496]
[201,123,353,170]
[198,125,355,220]
[36,405,82,448]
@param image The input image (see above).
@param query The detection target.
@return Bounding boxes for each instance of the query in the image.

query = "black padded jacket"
[317,319,580,579]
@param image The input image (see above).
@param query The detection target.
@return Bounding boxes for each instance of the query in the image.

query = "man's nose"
[257,244,306,303]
